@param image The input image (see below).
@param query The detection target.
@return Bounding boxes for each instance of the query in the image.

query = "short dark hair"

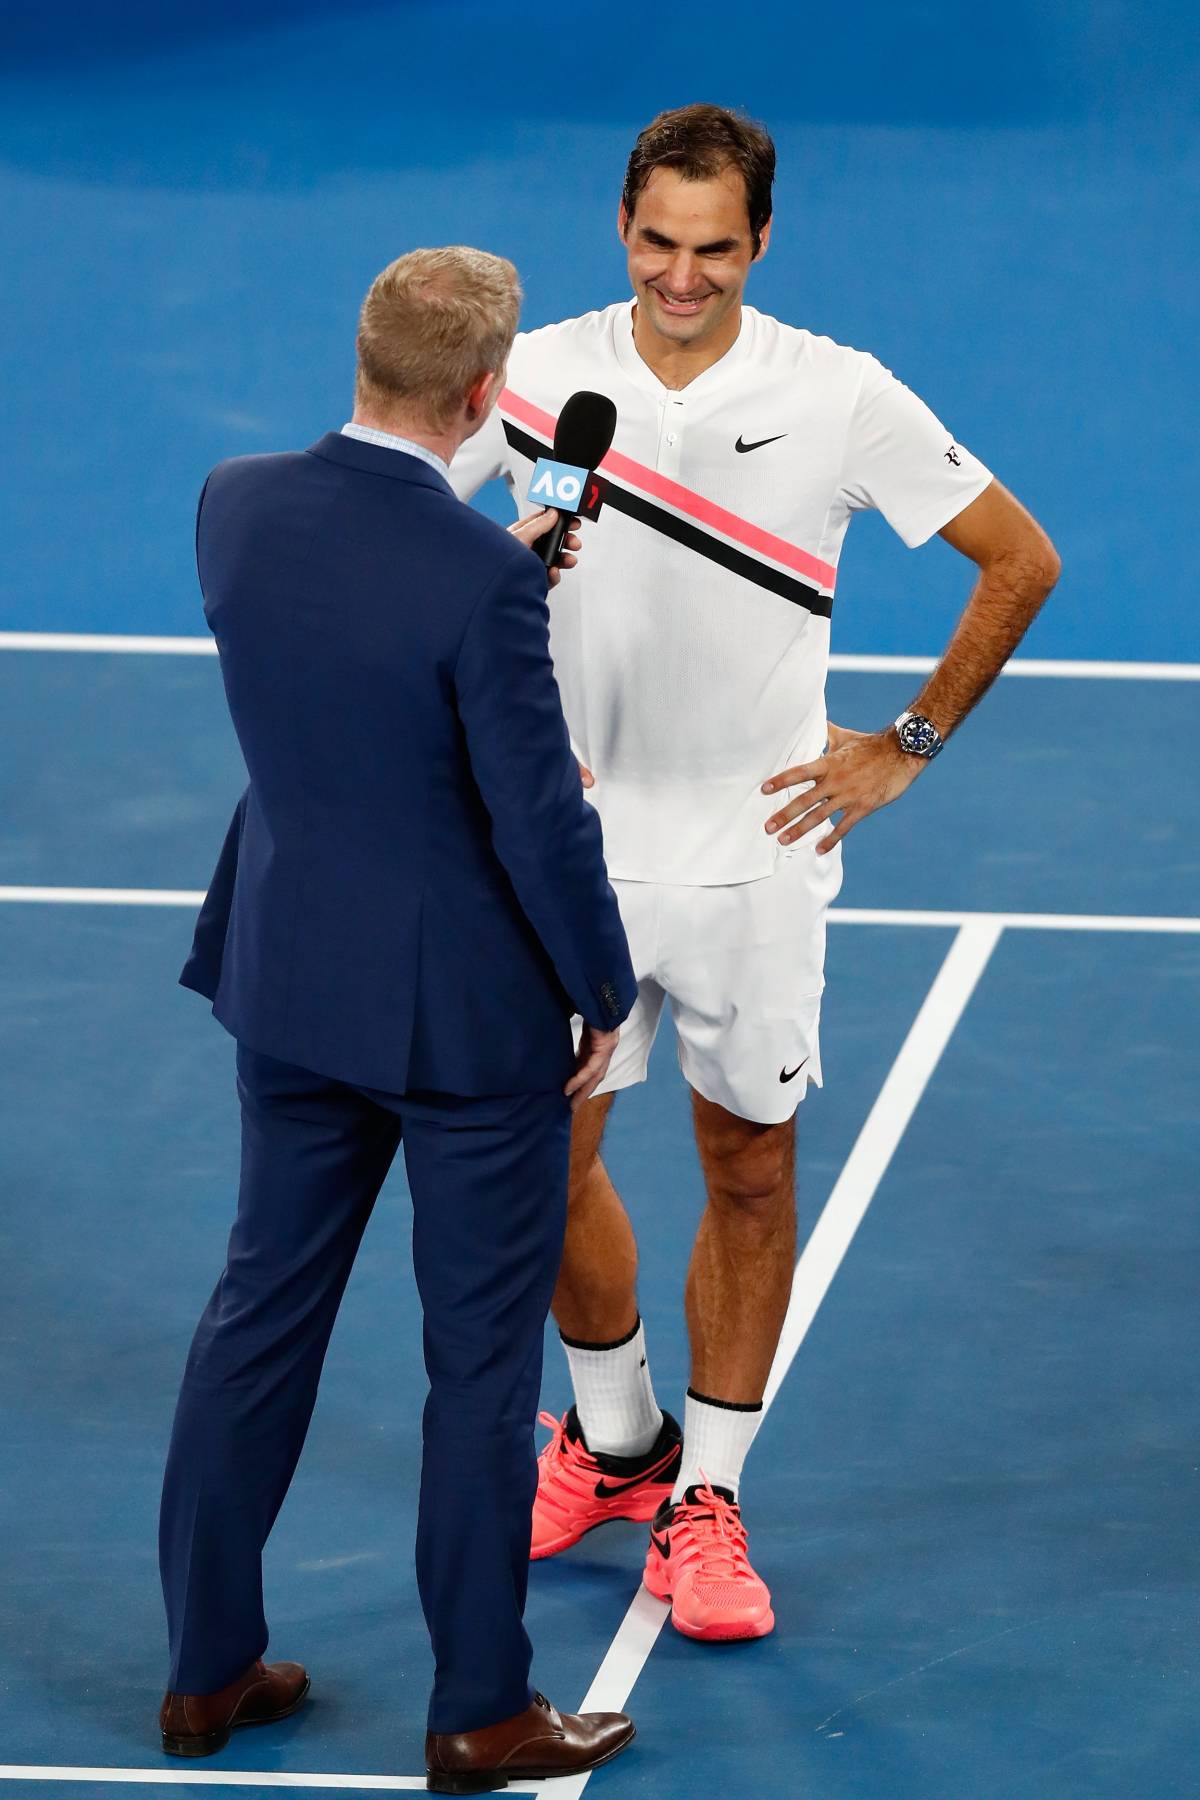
[622,103,776,255]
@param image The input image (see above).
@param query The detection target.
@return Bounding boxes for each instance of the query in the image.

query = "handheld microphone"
[526,390,617,569]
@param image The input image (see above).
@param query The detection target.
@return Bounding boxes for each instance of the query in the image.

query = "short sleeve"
[447,398,508,502]
[838,355,993,548]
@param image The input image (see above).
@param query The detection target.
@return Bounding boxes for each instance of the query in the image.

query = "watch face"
[899,714,941,758]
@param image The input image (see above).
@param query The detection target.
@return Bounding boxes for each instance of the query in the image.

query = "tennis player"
[450,103,1059,1642]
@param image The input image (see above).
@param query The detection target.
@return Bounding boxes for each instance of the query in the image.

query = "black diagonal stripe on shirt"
[502,418,833,619]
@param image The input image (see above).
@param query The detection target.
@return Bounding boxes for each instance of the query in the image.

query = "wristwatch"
[893,710,944,760]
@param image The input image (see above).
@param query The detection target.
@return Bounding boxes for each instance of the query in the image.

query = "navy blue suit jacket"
[181,430,636,1095]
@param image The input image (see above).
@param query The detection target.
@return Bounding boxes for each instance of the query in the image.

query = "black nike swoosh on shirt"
[779,1058,810,1083]
[649,1530,672,1559]
[735,433,788,454]
[501,420,832,620]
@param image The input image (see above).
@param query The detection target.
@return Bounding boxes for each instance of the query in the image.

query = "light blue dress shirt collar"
[340,422,450,479]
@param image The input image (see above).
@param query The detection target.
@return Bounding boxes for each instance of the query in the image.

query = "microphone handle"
[536,509,572,570]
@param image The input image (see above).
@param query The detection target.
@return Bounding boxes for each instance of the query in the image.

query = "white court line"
[827,653,1200,681]
[0,633,1197,682]
[0,1771,564,1797]
[2,888,1197,937]
[0,1773,430,1792]
[0,922,999,1795]
[764,920,1001,1407]
[0,633,218,655]
[0,887,206,907]
[829,907,1200,935]
[538,919,1003,1800]
[0,1768,582,1796]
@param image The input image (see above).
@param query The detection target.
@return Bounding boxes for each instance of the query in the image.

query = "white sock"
[561,1316,663,1458]
[672,1388,764,1503]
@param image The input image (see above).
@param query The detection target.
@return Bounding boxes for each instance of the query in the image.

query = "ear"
[466,369,498,421]
[617,199,630,244]
[753,216,773,264]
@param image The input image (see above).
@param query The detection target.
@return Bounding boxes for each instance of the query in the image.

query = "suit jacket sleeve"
[195,472,211,585]
[454,545,636,1031]
[179,786,247,999]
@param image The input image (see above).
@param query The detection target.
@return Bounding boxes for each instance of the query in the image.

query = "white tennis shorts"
[574,838,844,1125]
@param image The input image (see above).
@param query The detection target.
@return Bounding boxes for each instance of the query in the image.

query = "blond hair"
[354,246,522,429]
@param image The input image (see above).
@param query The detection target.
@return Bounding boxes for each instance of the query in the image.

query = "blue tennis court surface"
[1,657,1197,1798]
[3,0,1198,1794]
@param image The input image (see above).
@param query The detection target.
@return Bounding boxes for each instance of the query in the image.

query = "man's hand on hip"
[508,509,582,589]
[565,1024,619,1111]
[761,720,924,854]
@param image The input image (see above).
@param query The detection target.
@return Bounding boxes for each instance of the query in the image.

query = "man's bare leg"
[669,1088,795,1504]
[686,1088,796,1400]
[550,1092,638,1344]
[638,1092,789,1640]
[544,1092,670,1463]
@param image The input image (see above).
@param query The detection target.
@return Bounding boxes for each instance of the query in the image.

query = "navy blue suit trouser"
[159,1045,570,1735]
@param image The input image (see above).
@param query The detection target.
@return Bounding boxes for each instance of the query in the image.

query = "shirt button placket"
[658,396,685,476]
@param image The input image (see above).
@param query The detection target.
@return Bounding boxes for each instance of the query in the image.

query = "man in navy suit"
[158,247,638,1793]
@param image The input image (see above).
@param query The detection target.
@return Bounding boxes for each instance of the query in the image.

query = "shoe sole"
[642,1571,775,1641]
[426,1722,636,1793]
[161,1678,312,1758]
[668,1606,775,1642]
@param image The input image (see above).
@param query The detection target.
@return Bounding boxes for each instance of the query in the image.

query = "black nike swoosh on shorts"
[735,433,788,454]
[779,1058,810,1083]
[501,420,832,620]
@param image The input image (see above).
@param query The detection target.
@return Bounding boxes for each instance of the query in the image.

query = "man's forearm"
[910,544,1060,740]
[761,494,1061,854]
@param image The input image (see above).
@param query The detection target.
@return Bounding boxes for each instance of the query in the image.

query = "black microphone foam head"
[553,390,618,471]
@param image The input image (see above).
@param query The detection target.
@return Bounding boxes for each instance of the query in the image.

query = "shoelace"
[536,1410,602,1521]
[674,1474,754,1579]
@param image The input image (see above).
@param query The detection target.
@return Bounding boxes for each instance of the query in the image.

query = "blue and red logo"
[526,457,606,519]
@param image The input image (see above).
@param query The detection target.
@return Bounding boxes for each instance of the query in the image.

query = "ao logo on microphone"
[526,457,590,509]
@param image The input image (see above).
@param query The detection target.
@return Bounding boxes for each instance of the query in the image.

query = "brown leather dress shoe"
[160,1658,310,1757]
[425,1690,634,1793]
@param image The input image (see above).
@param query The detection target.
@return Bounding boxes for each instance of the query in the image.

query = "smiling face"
[620,163,770,354]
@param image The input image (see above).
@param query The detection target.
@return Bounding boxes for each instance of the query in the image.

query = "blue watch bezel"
[895,712,944,759]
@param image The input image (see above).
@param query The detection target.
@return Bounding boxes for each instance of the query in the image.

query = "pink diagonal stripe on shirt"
[500,386,838,592]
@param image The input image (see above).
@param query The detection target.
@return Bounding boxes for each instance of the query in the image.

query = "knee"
[704,1142,794,1219]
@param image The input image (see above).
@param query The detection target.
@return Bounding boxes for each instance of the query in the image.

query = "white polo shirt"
[450,301,991,886]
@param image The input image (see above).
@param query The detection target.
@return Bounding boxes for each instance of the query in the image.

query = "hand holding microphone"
[523,390,618,570]
[508,509,582,588]
[513,390,618,788]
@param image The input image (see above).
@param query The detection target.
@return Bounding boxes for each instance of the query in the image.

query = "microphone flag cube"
[526,457,590,511]
[576,473,606,521]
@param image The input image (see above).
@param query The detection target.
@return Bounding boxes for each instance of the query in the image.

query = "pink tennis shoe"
[531,1407,682,1560]
[642,1479,775,1641]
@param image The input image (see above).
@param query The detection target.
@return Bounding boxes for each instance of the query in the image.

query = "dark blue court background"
[2,0,1198,659]
[2,8,1199,1800]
